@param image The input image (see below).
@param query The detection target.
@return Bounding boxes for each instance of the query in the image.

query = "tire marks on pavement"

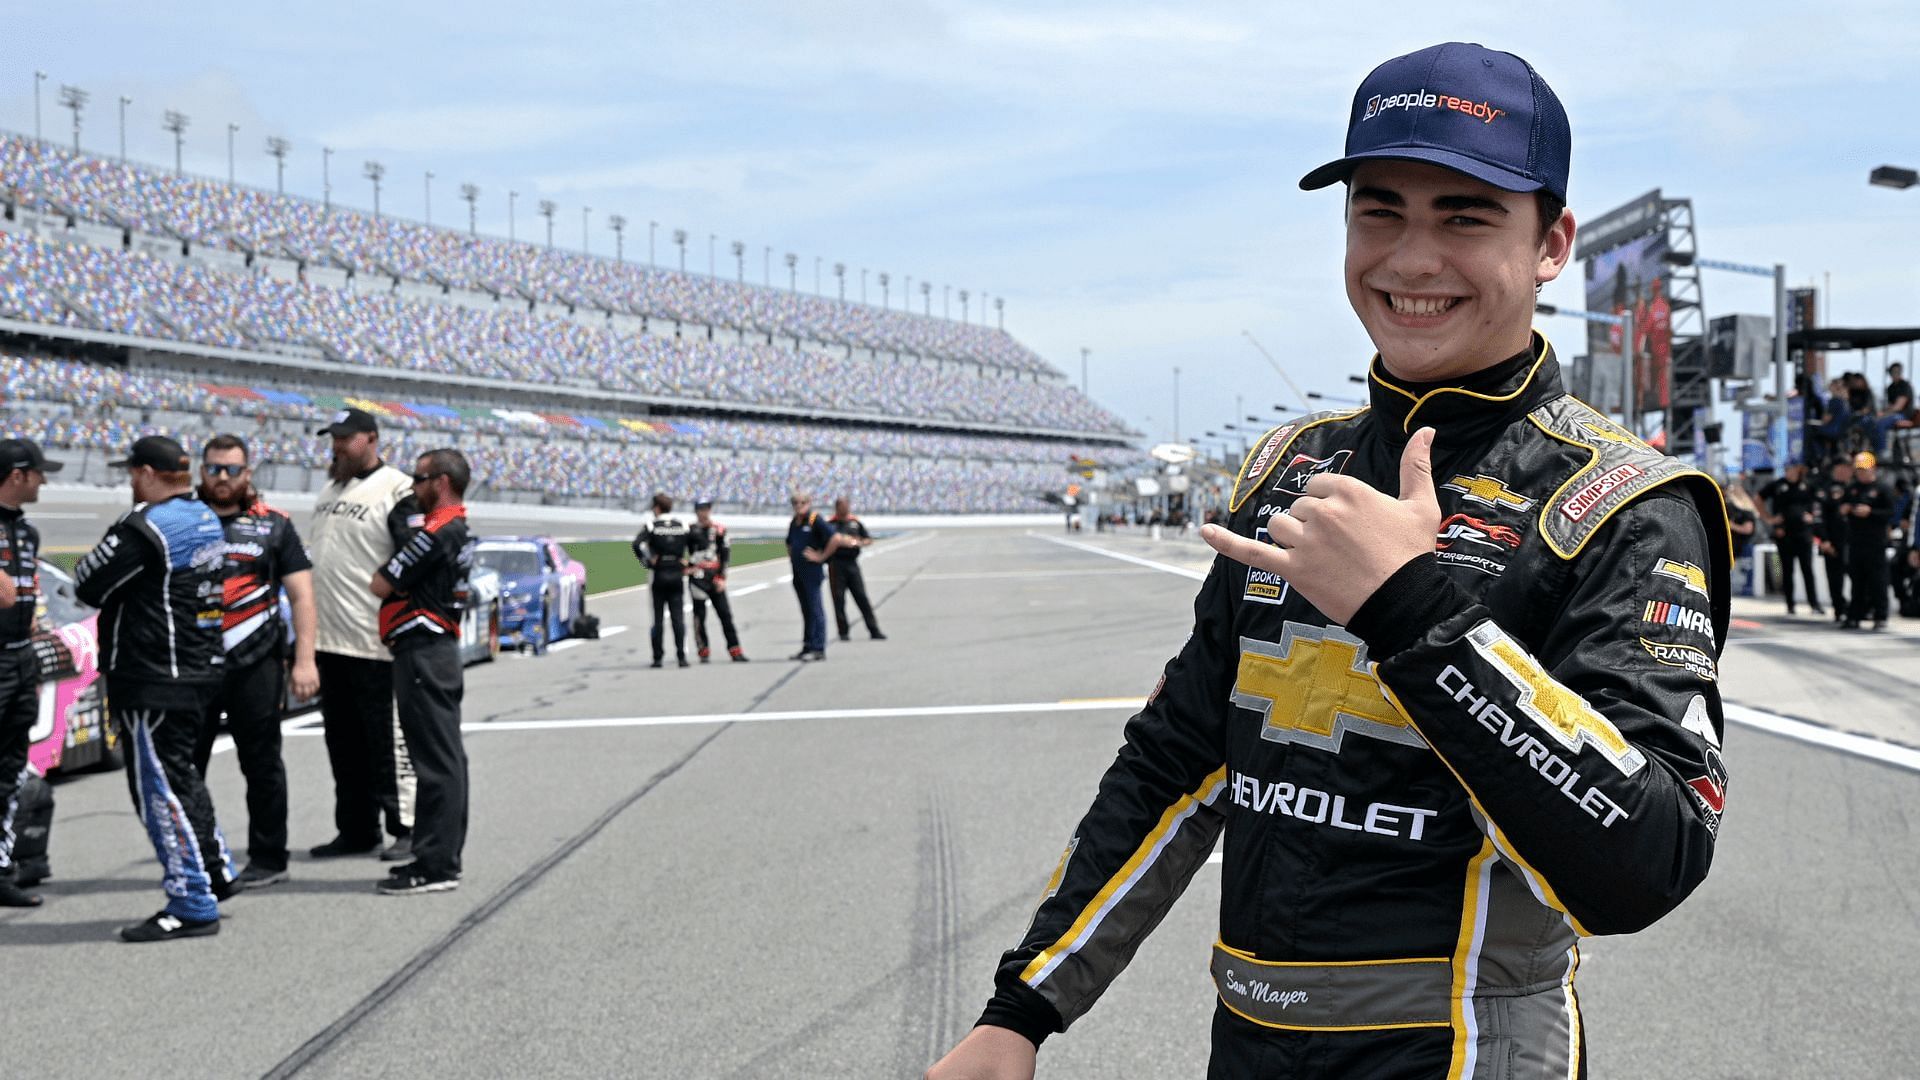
[897,787,966,1074]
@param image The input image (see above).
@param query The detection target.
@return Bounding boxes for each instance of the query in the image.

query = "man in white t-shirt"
[306,408,419,862]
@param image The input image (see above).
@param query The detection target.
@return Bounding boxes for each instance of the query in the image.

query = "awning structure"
[1789,327,1920,351]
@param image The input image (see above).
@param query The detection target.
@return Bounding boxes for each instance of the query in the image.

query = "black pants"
[117,697,230,920]
[650,577,687,661]
[690,577,740,654]
[193,655,289,871]
[1777,533,1820,611]
[317,651,410,844]
[829,561,881,638]
[393,638,466,878]
[1822,543,1849,617]
[0,647,40,879]
[1849,538,1890,622]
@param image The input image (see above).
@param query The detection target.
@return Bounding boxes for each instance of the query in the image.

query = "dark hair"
[651,492,673,514]
[418,448,470,497]
[203,433,250,462]
[1536,192,1565,244]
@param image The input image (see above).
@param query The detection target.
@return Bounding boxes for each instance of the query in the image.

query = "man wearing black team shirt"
[828,497,885,642]
[0,438,60,908]
[190,435,317,890]
[1759,462,1824,616]
[370,449,472,895]
[1840,451,1896,630]
[633,493,693,669]
[688,497,747,663]
[1818,459,1854,624]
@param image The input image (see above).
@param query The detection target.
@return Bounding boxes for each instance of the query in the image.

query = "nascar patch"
[1643,600,1715,644]
[1641,638,1716,682]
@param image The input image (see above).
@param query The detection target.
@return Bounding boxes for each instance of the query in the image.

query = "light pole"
[117,95,131,162]
[266,136,290,194]
[763,246,771,286]
[163,110,189,175]
[32,71,46,143]
[731,240,745,282]
[920,281,931,316]
[226,121,238,183]
[364,160,385,218]
[540,200,558,248]
[59,85,86,153]
[460,182,480,236]
[1080,347,1090,396]
[995,297,1004,331]
[958,288,969,324]
[609,214,627,261]
[673,229,688,271]
[860,267,868,303]
[943,284,950,319]
[708,233,715,276]
[904,275,913,310]
[423,170,434,224]
[834,262,846,301]
[322,146,332,212]
[509,191,519,241]
[878,272,890,309]
[784,252,798,291]
[581,205,591,253]
[1173,366,1183,441]
[814,256,822,294]
[647,220,657,264]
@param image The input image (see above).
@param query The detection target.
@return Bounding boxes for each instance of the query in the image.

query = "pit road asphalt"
[7,528,1917,1079]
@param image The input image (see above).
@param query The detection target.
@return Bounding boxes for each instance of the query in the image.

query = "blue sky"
[9,2,1918,448]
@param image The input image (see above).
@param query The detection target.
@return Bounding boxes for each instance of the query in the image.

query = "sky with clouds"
[8,2,1918,448]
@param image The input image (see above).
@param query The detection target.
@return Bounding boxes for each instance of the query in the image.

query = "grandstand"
[0,133,1139,512]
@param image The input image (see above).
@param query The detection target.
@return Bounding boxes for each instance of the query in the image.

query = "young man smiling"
[932,43,1731,1080]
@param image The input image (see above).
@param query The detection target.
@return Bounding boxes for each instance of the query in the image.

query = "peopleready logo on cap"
[1363,89,1507,125]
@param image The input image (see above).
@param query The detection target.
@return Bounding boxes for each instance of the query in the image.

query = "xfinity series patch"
[1271,450,1353,495]
[1640,638,1716,682]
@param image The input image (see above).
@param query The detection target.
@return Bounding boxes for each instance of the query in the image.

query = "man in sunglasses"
[189,434,317,891]
[307,407,418,863]
[0,437,61,908]
[370,450,472,896]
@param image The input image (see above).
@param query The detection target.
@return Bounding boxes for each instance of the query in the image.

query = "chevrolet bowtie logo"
[1441,474,1536,512]
[1231,624,1425,753]
[1653,558,1710,597]
[1580,421,1644,448]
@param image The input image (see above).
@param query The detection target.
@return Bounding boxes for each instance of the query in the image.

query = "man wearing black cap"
[74,436,237,941]
[935,43,1729,1079]
[0,438,60,908]
[687,497,747,663]
[632,492,692,668]
[307,407,419,861]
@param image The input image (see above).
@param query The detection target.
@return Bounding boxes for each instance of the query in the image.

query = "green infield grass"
[563,538,786,595]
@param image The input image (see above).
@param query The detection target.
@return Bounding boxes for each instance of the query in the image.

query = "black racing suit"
[976,340,1732,1078]
[1843,478,1895,624]
[1758,475,1821,612]
[0,504,43,885]
[827,515,882,639]
[191,496,312,873]
[74,494,234,921]
[378,504,471,880]
[688,521,742,658]
[634,516,692,662]
[1819,476,1852,618]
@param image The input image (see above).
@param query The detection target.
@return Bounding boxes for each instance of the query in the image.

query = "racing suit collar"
[1366,333,1562,447]
[422,503,467,530]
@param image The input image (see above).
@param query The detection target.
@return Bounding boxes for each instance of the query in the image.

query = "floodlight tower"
[364,160,386,218]
[460,183,481,236]
[265,136,291,194]
[226,122,239,183]
[834,262,846,301]
[878,272,891,309]
[995,296,1004,330]
[163,110,190,175]
[117,96,132,162]
[59,85,87,152]
[784,252,798,291]
[731,240,745,282]
[920,280,931,316]
[540,200,558,248]
[423,170,434,224]
[609,214,628,261]
[959,288,969,324]
[673,228,687,271]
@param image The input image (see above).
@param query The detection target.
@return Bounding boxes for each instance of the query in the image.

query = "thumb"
[1399,427,1439,510]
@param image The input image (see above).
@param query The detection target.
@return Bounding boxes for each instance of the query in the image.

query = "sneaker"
[1810,606,1826,616]
[838,632,851,642]
[698,648,711,662]
[377,871,460,896]
[379,836,414,862]
[119,909,219,943]
[0,878,43,908]
[211,871,241,902]
[650,658,664,669]
[677,656,691,668]
[385,861,419,879]
[235,864,290,891]
[1873,619,1887,631]
[309,836,380,858]
[730,649,749,663]
[870,632,888,641]
[800,650,825,663]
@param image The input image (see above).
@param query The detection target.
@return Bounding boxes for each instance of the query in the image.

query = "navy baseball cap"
[1299,42,1570,202]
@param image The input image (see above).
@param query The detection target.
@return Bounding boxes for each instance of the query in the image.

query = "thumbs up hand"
[1201,428,1444,625]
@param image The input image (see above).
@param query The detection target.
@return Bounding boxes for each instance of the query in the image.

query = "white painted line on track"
[1031,531,1208,581]
[283,696,1146,737]
[1724,702,1920,773]
[548,639,582,652]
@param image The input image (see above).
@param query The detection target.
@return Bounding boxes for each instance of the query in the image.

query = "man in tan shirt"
[305,408,418,861]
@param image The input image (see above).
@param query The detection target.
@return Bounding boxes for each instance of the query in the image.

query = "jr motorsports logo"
[1363,89,1507,124]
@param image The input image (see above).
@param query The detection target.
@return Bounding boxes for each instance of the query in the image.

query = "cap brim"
[1299,146,1549,197]
[38,460,63,473]
[106,459,134,469]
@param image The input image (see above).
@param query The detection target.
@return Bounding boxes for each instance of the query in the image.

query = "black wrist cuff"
[1346,552,1469,662]
[977,980,1064,1049]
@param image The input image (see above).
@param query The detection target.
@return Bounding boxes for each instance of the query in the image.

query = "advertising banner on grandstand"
[1573,189,1664,262]
[1585,230,1673,416]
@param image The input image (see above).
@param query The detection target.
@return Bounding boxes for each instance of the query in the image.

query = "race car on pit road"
[25,563,115,777]
[470,536,586,655]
